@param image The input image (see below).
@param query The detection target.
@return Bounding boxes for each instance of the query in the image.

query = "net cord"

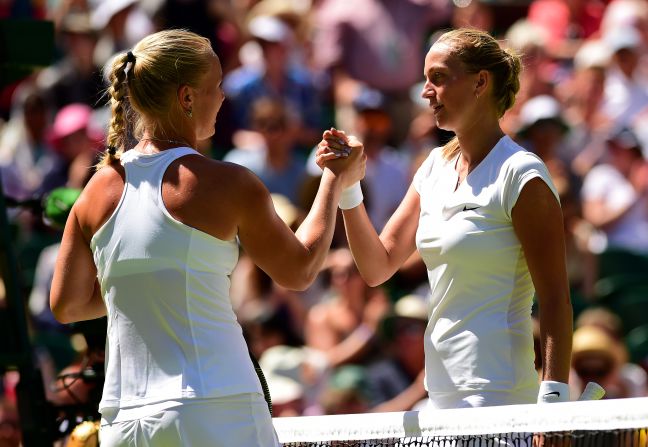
[273,397,648,443]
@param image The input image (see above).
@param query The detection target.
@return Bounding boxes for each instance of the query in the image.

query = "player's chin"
[435,118,453,132]
[199,127,216,141]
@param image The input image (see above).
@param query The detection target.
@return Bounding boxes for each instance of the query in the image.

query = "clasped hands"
[315,128,367,189]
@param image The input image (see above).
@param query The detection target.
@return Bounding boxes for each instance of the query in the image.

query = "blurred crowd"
[1,0,648,444]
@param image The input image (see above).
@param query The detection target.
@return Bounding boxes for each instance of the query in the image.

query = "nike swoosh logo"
[462,206,480,212]
[544,391,560,397]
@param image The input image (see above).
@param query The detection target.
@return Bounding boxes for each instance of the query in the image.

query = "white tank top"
[90,147,262,412]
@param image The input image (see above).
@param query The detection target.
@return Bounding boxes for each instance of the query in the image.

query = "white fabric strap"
[339,182,363,210]
[537,381,570,403]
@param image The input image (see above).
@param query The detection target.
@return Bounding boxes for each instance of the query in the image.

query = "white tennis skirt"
[100,393,280,446]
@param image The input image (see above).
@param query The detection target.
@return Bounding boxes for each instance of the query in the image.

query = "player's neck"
[456,125,504,167]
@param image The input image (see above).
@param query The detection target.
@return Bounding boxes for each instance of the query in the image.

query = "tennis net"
[273,397,648,446]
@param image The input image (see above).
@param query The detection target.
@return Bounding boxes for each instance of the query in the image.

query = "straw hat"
[572,325,626,367]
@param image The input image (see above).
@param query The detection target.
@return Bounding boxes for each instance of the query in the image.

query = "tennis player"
[50,29,365,446]
[317,28,573,409]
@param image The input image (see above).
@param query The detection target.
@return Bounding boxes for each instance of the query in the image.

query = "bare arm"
[341,185,420,287]
[50,204,106,324]
[316,129,420,286]
[237,148,365,290]
[583,160,648,230]
[512,178,572,383]
[305,291,390,367]
[583,196,643,230]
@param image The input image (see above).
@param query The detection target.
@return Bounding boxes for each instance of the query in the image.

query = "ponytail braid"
[97,52,132,169]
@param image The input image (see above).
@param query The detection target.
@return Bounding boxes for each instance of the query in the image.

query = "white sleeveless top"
[91,148,262,413]
[414,136,559,407]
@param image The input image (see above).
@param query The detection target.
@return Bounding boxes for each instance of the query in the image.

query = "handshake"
[316,128,367,210]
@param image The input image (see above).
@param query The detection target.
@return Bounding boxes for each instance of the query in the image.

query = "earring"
[186,108,193,118]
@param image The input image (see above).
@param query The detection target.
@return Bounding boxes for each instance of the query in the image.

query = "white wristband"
[537,380,570,404]
[339,181,363,210]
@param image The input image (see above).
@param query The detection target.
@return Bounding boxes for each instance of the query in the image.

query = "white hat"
[574,39,611,70]
[393,294,428,321]
[259,345,328,404]
[604,28,642,54]
[505,19,548,52]
[248,15,292,43]
[91,0,138,30]
[517,95,568,136]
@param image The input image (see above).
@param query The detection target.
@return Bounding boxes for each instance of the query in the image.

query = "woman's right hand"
[316,128,366,188]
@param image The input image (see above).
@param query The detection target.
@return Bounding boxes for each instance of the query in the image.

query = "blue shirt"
[223,65,324,131]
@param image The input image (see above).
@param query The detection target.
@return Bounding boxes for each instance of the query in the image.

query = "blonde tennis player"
[317,28,573,409]
[50,29,365,446]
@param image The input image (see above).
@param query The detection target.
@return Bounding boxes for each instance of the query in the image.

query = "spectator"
[581,126,648,254]
[501,19,555,135]
[571,324,648,399]
[231,194,307,334]
[351,88,409,231]
[312,0,451,145]
[0,84,54,201]
[304,248,391,368]
[259,345,329,417]
[366,294,428,412]
[242,301,304,361]
[40,103,103,195]
[224,15,324,149]
[601,27,648,128]
[527,0,605,60]
[157,0,242,70]
[90,0,155,67]
[307,88,410,231]
[600,0,648,46]
[561,39,614,178]
[224,98,308,204]
[37,11,105,110]
[319,365,371,415]
[516,94,577,199]
[451,0,495,34]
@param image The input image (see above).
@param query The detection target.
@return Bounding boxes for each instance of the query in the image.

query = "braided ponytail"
[95,30,216,169]
[97,52,131,169]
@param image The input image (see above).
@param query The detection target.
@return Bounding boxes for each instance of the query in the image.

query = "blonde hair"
[435,28,522,160]
[98,29,216,168]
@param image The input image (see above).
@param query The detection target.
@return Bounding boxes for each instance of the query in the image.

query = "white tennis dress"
[92,147,279,446]
[414,136,559,409]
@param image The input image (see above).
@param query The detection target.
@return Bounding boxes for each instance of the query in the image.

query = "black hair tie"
[107,146,118,156]
[126,51,136,64]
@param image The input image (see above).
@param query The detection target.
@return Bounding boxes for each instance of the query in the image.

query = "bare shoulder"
[170,156,268,205]
[86,162,126,189]
[74,163,125,241]
[163,155,271,240]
